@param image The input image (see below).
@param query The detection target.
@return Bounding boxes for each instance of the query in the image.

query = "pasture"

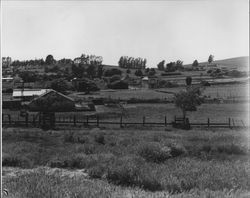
[2,127,250,197]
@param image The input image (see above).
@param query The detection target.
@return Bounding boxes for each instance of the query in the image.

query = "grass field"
[2,127,250,197]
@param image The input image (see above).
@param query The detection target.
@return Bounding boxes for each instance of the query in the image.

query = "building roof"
[30,89,74,103]
[13,89,52,97]
[142,76,149,81]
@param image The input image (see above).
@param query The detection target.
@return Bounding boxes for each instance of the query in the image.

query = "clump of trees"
[118,56,147,69]
[157,60,184,72]
[19,71,39,82]
[135,69,143,77]
[11,59,45,67]
[74,54,103,66]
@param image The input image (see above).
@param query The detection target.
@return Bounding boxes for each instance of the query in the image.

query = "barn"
[28,89,75,112]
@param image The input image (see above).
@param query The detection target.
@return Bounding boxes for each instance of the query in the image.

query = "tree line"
[118,56,147,69]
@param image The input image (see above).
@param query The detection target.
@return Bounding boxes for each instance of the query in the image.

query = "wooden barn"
[28,89,75,112]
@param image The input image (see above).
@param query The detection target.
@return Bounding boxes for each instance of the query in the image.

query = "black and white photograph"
[1,0,249,197]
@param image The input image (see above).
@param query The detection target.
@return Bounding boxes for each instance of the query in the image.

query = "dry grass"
[2,127,250,197]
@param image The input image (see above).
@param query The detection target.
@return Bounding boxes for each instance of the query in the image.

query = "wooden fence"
[2,113,247,129]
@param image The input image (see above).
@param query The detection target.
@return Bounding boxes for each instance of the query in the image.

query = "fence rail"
[2,113,247,129]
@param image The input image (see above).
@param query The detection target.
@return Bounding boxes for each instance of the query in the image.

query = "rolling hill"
[185,56,249,71]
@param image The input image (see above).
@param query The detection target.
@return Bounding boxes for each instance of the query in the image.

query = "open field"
[2,127,250,197]
[69,83,249,101]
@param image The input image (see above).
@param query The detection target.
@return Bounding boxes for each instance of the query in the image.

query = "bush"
[104,68,122,77]
[169,143,187,157]
[107,80,128,89]
[89,165,106,179]
[2,154,32,168]
[110,75,121,83]
[216,144,246,155]
[106,155,162,191]
[76,144,95,154]
[137,142,171,163]
[94,133,105,145]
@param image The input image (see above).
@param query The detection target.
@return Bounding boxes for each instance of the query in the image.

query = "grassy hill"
[185,56,249,71]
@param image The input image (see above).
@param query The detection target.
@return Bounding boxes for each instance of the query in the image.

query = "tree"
[104,68,122,77]
[176,60,183,70]
[166,62,176,72]
[174,88,203,118]
[192,60,199,67]
[45,55,55,65]
[157,60,165,71]
[135,69,143,77]
[86,65,96,79]
[186,76,192,86]
[97,65,104,78]
[208,55,214,64]
[76,78,99,93]
[19,71,38,82]
[50,79,69,94]
[148,68,156,76]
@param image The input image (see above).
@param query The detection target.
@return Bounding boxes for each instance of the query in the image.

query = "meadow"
[2,126,250,197]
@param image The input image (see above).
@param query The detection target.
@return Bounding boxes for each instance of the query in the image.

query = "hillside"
[185,56,249,71]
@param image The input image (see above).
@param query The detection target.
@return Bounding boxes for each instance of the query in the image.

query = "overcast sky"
[2,0,249,66]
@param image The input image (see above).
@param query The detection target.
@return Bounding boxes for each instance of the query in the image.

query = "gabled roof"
[30,89,74,103]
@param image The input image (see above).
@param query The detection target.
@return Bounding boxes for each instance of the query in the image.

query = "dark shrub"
[216,144,246,155]
[48,159,67,168]
[63,132,75,143]
[106,155,142,186]
[137,142,171,163]
[2,155,32,168]
[107,80,128,89]
[94,133,105,145]
[110,75,121,83]
[169,144,187,157]
[89,165,106,179]
[104,68,122,77]
[201,144,212,153]
[106,155,162,191]
[77,144,95,154]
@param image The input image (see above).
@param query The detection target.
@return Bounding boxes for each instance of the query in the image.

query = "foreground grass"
[2,127,250,197]
[2,167,250,198]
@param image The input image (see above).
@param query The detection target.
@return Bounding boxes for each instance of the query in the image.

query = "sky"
[2,0,249,67]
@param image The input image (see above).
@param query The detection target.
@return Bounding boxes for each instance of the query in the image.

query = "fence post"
[207,118,210,128]
[86,116,89,125]
[33,115,35,126]
[165,116,167,126]
[97,115,99,127]
[143,116,145,126]
[74,115,76,126]
[25,113,28,127]
[120,116,123,128]
[174,115,176,124]
[228,117,231,128]
[8,115,11,125]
